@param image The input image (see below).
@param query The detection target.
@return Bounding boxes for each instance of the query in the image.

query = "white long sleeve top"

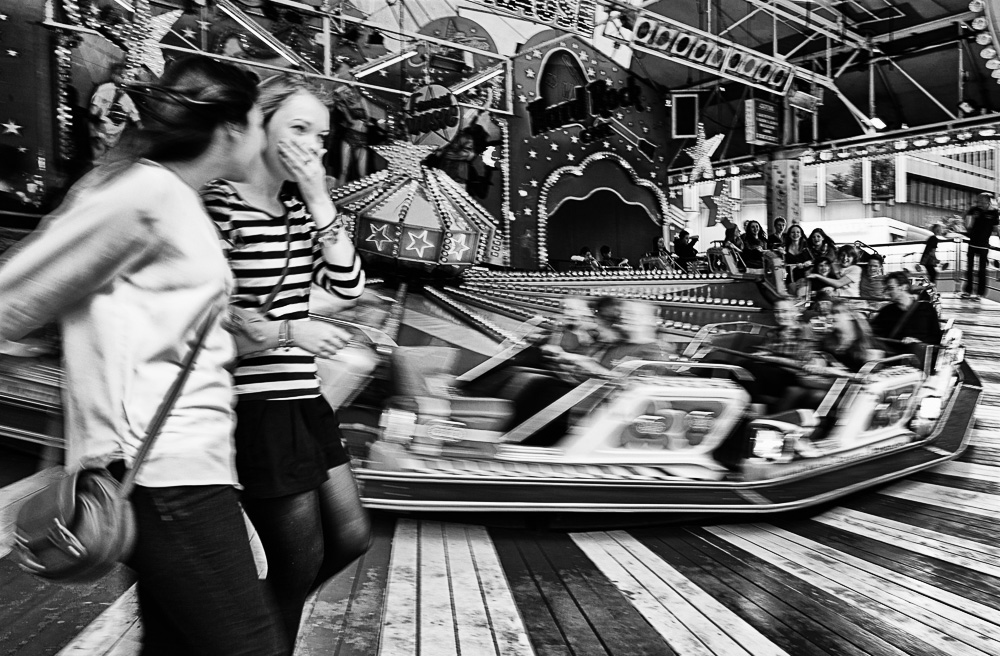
[0,161,239,487]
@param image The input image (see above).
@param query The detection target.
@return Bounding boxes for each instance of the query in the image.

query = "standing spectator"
[203,74,370,649]
[920,224,945,285]
[961,193,999,299]
[89,63,142,162]
[767,217,786,253]
[871,271,942,346]
[859,253,886,298]
[0,57,289,656]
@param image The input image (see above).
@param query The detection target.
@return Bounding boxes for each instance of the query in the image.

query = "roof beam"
[742,0,868,50]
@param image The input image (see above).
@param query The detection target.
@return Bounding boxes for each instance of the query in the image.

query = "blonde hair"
[256,74,331,124]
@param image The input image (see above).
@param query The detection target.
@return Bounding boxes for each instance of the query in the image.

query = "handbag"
[12,305,222,583]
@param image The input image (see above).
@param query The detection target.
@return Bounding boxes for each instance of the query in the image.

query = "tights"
[242,464,372,649]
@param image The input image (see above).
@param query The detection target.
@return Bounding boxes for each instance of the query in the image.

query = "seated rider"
[815,298,878,373]
[870,271,942,347]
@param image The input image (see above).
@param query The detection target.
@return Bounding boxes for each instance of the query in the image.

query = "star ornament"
[684,123,723,182]
[128,7,183,77]
[404,229,434,258]
[450,233,471,260]
[365,223,394,252]
[2,119,22,135]
[371,142,436,177]
[702,181,739,228]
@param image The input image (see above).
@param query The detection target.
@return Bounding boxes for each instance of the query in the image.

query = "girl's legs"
[243,491,325,648]
[316,463,372,583]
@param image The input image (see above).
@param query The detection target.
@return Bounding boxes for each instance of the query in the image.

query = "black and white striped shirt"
[202,180,364,400]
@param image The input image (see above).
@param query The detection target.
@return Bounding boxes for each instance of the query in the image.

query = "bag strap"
[887,299,922,341]
[258,204,293,315]
[120,303,224,496]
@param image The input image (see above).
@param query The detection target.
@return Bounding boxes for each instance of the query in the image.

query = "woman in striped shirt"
[202,74,369,648]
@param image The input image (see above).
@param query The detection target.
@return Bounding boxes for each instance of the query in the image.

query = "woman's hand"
[278,139,330,210]
[292,319,351,358]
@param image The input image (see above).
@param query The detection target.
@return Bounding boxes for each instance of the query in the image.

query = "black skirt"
[233,395,350,499]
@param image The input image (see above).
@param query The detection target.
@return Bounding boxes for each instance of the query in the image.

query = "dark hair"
[591,296,622,324]
[837,244,858,265]
[600,245,612,256]
[579,246,592,256]
[884,270,911,291]
[814,256,833,270]
[125,56,259,163]
[867,253,885,264]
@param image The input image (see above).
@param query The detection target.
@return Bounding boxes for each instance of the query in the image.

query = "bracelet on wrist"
[277,320,292,350]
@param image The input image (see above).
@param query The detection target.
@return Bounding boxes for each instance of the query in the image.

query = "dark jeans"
[965,246,989,296]
[129,485,289,656]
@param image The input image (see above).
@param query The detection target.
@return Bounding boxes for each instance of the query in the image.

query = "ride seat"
[389,346,514,432]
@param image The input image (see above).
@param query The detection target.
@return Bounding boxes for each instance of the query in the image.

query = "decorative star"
[0,13,7,21]
[602,141,610,148]
[567,153,575,162]
[450,233,471,260]
[586,67,595,77]
[684,123,724,182]
[523,207,533,216]
[129,6,183,76]
[550,142,558,151]
[570,135,579,144]
[525,69,535,79]
[181,27,196,40]
[7,50,18,58]
[528,149,537,158]
[572,43,579,49]
[702,181,739,229]
[17,147,27,153]
[379,69,388,77]
[197,20,211,31]
[615,112,624,120]
[371,142,436,177]
[643,127,650,134]
[2,119,22,135]
[404,230,434,258]
[625,144,633,152]
[517,94,527,103]
[405,76,416,85]
[365,223,394,251]
[529,179,538,187]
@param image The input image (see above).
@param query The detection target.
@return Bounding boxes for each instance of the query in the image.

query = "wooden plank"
[910,471,1000,496]
[630,531,845,656]
[725,524,1000,655]
[673,529,913,656]
[841,495,1000,549]
[379,519,419,656]
[0,466,64,558]
[513,534,607,656]
[490,529,572,656]
[56,585,140,656]
[931,460,1000,482]
[466,526,534,656]
[791,519,1000,612]
[536,533,674,656]
[880,481,1000,517]
[295,557,363,656]
[706,525,994,656]
[816,507,1000,575]
[442,523,496,656]
[334,516,395,656]
[416,521,458,656]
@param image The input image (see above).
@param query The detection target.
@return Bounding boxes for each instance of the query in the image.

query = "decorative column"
[763,159,803,231]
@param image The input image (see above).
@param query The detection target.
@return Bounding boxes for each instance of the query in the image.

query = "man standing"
[871,271,942,346]
[961,192,999,300]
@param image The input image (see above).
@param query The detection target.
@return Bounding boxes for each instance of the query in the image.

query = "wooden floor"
[2,294,999,656]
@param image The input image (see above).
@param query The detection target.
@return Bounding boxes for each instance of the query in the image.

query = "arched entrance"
[537,153,674,269]
[547,190,660,270]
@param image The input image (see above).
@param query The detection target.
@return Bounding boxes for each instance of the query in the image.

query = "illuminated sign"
[527,78,644,134]
[467,0,597,36]
[405,85,460,140]
[745,98,781,146]
[626,14,795,94]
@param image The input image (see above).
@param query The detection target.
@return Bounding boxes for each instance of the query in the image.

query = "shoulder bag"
[12,305,222,583]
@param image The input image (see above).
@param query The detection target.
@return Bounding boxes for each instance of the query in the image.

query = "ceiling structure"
[45,0,1000,172]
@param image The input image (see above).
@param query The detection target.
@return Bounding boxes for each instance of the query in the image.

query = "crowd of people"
[0,58,371,656]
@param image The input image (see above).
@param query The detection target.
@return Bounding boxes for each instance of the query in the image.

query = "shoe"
[960,292,971,299]
[971,295,982,301]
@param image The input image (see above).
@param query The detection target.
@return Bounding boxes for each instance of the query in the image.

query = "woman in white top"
[0,57,289,656]
[808,244,862,298]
